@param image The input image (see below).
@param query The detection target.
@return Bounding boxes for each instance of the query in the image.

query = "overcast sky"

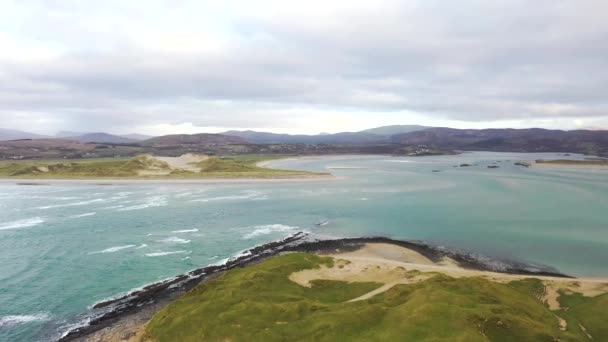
[1,0,607,135]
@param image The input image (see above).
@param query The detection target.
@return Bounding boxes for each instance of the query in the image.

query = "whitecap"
[209,257,230,266]
[382,159,413,163]
[0,313,50,327]
[0,217,45,230]
[37,198,105,210]
[68,212,96,219]
[242,224,299,239]
[88,245,136,254]
[157,237,191,244]
[190,191,266,202]
[145,250,189,257]
[100,205,124,210]
[359,197,369,201]
[135,244,148,249]
[118,196,168,211]
[171,228,199,233]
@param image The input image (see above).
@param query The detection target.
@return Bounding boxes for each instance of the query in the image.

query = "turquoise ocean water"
[1,152,607,341]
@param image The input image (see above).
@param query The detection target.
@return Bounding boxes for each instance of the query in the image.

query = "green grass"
[0,155,327,179]
[558,290,608,339]
[145,254,602,342]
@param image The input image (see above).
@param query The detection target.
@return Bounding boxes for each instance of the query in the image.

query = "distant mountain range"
[0,128,51,141]
[391,127,608,156]
[221,125,430,144]
[0,129,154,143]
[2,125,608,157]
[141,133,245,146]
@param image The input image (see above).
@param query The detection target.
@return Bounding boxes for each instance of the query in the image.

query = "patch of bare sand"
[289,243,608,306]
[155,154,208,172]
[138,154,208,175]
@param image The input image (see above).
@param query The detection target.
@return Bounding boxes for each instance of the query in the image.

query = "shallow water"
[1,152,607,341]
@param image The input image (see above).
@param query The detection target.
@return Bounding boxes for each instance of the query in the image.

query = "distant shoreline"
[0,174,336,186]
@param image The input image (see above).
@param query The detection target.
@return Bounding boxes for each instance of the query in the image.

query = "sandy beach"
[0,175,335,186]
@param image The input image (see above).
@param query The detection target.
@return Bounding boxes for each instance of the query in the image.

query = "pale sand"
[151,154,208,173]
[290,243,608,307]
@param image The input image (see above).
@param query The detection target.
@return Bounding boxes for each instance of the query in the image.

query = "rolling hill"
[360,125,429,136]
[63,132,138,144]
[0,128,50,141]
[391,128,608,156]
[141,133,246,146]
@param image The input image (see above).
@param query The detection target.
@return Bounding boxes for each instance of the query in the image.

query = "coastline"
[0,174,336,186]
[57,234,589,342]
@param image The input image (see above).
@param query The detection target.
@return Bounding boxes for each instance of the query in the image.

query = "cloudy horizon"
[1,0,607,136]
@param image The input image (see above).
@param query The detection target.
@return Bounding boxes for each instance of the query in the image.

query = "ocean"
[1,152,607,341]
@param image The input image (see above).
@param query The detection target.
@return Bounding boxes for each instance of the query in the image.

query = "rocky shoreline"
[57,233,572,341]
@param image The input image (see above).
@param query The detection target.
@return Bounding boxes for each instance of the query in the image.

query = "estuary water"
[1,152,607,341]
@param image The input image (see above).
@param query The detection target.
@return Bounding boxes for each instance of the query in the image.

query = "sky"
[0,0,607,136]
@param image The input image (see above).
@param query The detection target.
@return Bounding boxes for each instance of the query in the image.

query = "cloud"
[0,0,607,134]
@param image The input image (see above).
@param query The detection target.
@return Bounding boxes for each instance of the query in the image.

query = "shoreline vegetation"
[60,235,608,342]
[0,154,332,182]
[535,159,608,167]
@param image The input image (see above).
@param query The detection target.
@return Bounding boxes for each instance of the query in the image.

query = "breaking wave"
[0,313,50,328]
[88,245,136,254]
[157,237,191,244]
[0,217,45,230]
[242,224,299,239]
[145,250,190,257]
[117,196,168,211]
[171,228,199,233]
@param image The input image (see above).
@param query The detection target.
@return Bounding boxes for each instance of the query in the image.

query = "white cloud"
[0,0,607,135]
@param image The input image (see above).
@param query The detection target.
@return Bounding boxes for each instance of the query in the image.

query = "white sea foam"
[0,313,50,327]
[0,217,45,230]
[208,255,219,259]
[37,198,105,210]
[209,257,230,266]
[359,197,369,201]
[171,228,199,233]
[382,159,413,163]
[88,245,136,254]
[242,224,299,239]
[68,212,96,219]
[190,191,267,202]
[157,237,191,244]
[145,250,189,257]
[174,191,194,198]
[135,244,148,249]
[117,196,168,211]
[100,205,124,210]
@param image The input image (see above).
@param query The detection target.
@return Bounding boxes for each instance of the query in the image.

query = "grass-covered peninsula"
[82,242,608,342]
[0,154,328,180]
[142,252,606,341]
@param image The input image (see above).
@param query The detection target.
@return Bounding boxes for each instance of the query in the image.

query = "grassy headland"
[0,154,328,179]
[142,252,607,342]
